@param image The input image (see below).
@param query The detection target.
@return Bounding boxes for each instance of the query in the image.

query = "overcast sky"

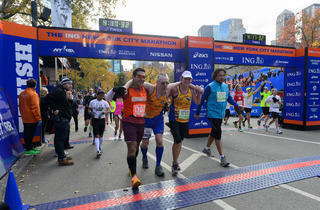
[114,0,317,44]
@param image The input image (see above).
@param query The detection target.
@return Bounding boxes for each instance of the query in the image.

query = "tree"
[278,9,320,48]
[73,58,116,91]
[1,0,125,29]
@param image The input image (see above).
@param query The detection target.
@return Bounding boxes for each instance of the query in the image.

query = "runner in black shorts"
[88,90,110,158]
[83,88,95,137]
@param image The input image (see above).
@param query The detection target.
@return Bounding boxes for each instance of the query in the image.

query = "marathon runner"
[88,90,110,158]
[83,88,95,137]
[106,68,148,188]
[195,68,242,167]
[242,82,264,128]
[167,71,203,176]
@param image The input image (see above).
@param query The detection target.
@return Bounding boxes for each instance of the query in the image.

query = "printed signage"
[99,18,133,34]
[38,28,185,62]
[214,42,295,67]
[187,37,214,133]
[0,90,24,177]
[306,48,320,125]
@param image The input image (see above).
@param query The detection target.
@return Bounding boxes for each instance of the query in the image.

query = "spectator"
[40,71,48,86]
[40,87,49,143]
[18,78,42,155]
[45,78,74,166]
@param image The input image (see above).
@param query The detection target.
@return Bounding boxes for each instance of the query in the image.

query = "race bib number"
[143,127,152,139]
[178,109,190,120]
[217,92,226,102]
[133,104,146,117]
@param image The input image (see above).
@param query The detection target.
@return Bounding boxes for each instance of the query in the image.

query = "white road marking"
[244,131,320,145]
[179,153,201,172]
[163,136,320,203]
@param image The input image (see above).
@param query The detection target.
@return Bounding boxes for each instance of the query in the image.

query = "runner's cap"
[182,71,192,78]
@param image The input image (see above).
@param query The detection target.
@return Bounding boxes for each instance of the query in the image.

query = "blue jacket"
[196,81,238,119]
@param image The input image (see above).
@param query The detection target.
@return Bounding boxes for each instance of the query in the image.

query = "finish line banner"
[0,90,24,177]
[38,28,185,62]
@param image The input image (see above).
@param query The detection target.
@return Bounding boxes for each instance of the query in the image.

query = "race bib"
[143,127,152,139]
[217,92,226,102]
[133,104,146,117]
[178,109,190,120]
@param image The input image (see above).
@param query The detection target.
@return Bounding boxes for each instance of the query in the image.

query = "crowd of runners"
[21,67,284,189]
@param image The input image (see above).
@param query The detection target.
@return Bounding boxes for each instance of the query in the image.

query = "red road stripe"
[59,159,320,210]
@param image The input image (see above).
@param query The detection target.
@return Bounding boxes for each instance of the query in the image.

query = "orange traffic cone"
[4,171,30,210]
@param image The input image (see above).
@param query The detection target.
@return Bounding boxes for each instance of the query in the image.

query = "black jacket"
[45,85,72,120]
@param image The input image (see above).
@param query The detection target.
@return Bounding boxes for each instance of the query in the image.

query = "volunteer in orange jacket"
[18,78,42,155]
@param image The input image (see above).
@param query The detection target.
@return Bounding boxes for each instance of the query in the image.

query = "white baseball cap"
[182,71,192,78]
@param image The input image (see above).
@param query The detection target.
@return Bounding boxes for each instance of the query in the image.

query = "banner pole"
[55,57,58,81]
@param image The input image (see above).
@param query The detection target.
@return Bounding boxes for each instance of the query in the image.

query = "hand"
[194,114,200,120]
[54,110,59,115]
[37,121,42,126]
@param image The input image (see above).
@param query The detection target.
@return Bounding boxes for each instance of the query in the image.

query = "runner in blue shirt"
[195,69,243,167]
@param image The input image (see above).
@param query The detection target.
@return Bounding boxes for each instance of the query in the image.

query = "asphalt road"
[18,115,320,209]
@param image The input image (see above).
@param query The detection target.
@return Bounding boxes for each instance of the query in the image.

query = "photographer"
[265,88,282,134]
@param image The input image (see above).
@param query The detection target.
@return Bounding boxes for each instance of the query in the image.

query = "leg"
[23,123,38,151]
[172,142,182,165]
[247,112,251,127]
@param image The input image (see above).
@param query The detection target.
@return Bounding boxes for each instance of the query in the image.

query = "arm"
[252,81,265,95]
[29,94,42,122]
[191,88,201,105]
[195,86,210,116]
[166,82,181,97]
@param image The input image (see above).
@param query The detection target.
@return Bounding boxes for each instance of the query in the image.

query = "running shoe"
[223,122,227,125]
[220,156,230,167]
[249,125,253,129]
[238,127,243,132]
[96,151,102,158]
[276,130,283,134]
[172,164,179,176]
[155,165,164,177]
[131,175,141,189]
[114,131,117,138]
[24,150,40,155]
[265,125,269,132]
[202,148,212,157]
[142,158,149,169]
[233,121,238,128]
[32,148,40,152]
[257,120,261,126]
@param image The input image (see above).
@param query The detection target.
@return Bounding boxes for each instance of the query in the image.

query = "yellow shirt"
[173,86,192,123]
[145,86,169,118]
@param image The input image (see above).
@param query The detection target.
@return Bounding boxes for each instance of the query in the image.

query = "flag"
[58,57,71,72]
[51,0,72,28]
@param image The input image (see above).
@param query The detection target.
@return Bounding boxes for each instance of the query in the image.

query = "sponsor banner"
[187,46,214,131]
[214,51,295,67]
[38,28,181,49]
[214,42,295,67]
[39,40,185,62]
[188,36,213,49]
[38,29,185,62]
[0,90,24,177]
[306,51,320,124]
[0,22,40,141]
[283,65,304,123]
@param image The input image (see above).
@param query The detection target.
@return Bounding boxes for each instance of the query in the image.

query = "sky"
[114,0,318,44]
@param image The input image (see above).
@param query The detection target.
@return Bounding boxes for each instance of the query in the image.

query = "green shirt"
[260,91,271,107]
[110,101,116,112]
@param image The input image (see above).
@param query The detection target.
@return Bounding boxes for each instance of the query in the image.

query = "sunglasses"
[161,82,169,85]
[136,75,145,79]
